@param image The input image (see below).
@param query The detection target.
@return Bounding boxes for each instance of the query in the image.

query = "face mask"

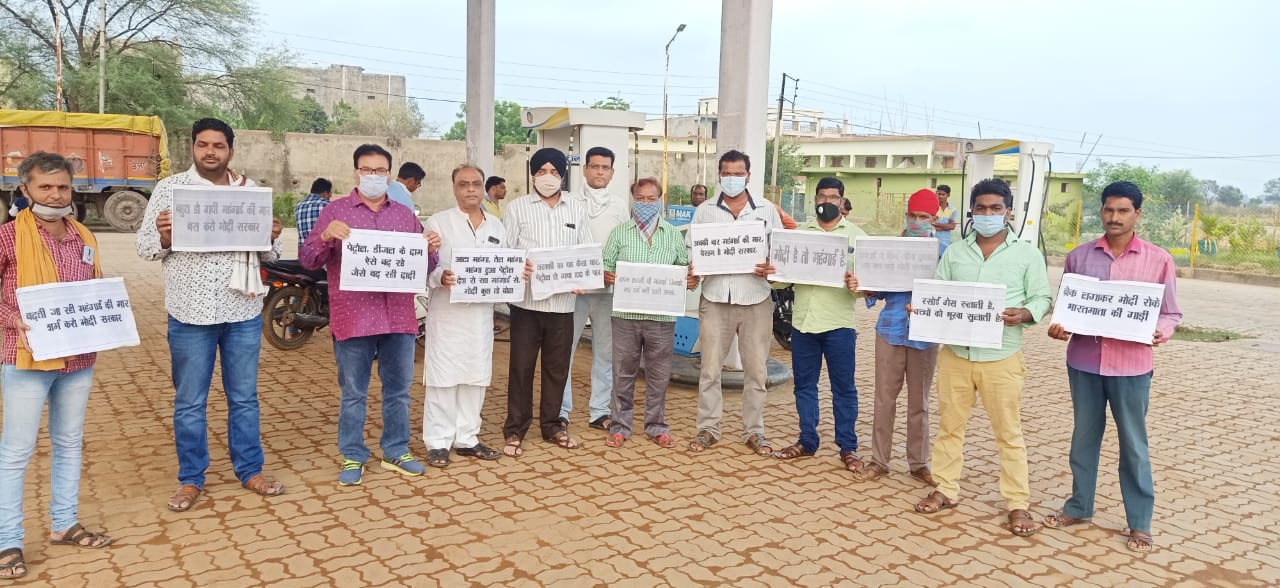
[719,176,747,197]
[972,214,1007,237]
[905,218,933,237]
[358,174,389,198]
[815,202,841,222]
[30,203,73,221]
[632,201,661,221]
[534,175,561,197]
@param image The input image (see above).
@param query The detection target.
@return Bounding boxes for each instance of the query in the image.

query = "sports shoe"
[338,459,364,486]
[381,453,426,476]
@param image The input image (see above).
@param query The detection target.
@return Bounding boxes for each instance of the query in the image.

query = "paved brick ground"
[6,231,1279,587]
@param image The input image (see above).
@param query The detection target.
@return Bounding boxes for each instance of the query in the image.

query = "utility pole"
[661,23,687,202]
[98,0,106,113]
[54,10,63,111]
[768,72,798,202]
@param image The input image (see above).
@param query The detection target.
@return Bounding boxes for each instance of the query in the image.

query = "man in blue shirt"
[385,162,424,212]
[294,177,332,247]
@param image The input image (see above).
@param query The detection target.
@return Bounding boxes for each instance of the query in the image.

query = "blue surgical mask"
[972,214,1007,237]
[719,176,747,197]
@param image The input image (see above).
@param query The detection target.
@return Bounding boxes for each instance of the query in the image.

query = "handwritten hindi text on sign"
[908,279,1006,349]
[689,222,768,276]
[16,277,140,361]
[613,262,688,317]
[171,186,274,252]
[1053,273,1164,344]
[854,237,939,292]
[339,229,429,293]
[767,229,848,287]
[449,248,525,304]
[527,244,605,301]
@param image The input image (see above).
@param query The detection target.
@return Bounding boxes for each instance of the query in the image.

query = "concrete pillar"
[716,0,773,198]
[466,0,496,178]
[887,154,895,169]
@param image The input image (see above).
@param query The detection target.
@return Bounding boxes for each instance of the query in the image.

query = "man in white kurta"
[422,165,505,466]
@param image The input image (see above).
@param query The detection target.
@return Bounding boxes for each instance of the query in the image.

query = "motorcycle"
[259,260,430,351]
[772,286,795,350]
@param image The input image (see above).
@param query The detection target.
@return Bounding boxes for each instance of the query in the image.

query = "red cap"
[907,189,940,215]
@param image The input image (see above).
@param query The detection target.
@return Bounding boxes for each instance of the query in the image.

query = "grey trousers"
[695,297,772,442]
[609,318,675,438]
[870,334,938,470]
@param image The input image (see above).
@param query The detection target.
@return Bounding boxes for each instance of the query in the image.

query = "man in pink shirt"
[300,144,440,486]
[1044,180,1181,553]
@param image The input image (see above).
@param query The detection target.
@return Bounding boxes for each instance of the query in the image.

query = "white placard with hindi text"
[854,237,940,292]
[1053,273,1164,344]
[689,221,769,276]
[767,228,848,287]
[613,262,688,317]
[171,186,274,252]
[448,248,526,304]
[908,279,1006,349]
[528,244,604,300]
[339,228,429,293]
[16,277,140,361]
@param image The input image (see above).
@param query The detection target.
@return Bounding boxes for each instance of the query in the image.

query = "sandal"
[772,442,814,460]
[744,434,772,456]
[242,474,285,497]
[589,416,613,431]
[688,430,717,452]
[427,448,451,468]
[1008,509,1040,536]
[0,548,25,580]
[166,484,202,512]
[502,436,524,458]
[455,443,501,461]
[605,433,625,448]
[910,467,936,486]
[839,450,865,473]
[854,462,889,482]
[648,433,676,448]
[549,430,580,449]
[914,491,958,514]
[1044,511,1091,529]
[1127,530,1154,553]
[50,523,113,549]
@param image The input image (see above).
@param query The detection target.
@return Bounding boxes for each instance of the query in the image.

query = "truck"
[0,109,170,231]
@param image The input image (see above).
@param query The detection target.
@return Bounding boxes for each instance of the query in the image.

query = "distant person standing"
[690,184,708,207]
[933,185,958,252]
[484,176,506,218]
[294,177,332,246]
[840,197,853,218]
[385,162,425,212]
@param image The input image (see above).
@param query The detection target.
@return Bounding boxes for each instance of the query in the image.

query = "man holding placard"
[420,164,508,466]
[502,148,592,456]
[686,150,783,455]
[600,178,693,448]
[299,144,440,486]
[561,147,630,432]
[137,118,286,512]
[0,153,113,576]
[769,178,869,473]
[913,178,1051,538]
[1043,181,1181,553]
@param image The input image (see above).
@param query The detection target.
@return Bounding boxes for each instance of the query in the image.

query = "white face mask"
[720,176,747,197]
[534,175,562,197]
[358,174,389,198]
[31,203,74,221]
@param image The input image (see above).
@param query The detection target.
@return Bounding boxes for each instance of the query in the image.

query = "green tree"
[591,96,630,110]
[1216,185,1245,207]
[1084,162,1158,197]
[332,101,429,138]
[1264,177,1280,203]
[764,136,805,197]
[296,96,330,134]
[1154,169,1202,207]
[330,101,358,131]
[442,100,532,150]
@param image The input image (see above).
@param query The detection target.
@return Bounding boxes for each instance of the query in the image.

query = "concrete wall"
[284,65,408,116]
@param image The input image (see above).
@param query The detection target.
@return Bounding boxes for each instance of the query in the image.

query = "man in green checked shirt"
[599,178,698,449]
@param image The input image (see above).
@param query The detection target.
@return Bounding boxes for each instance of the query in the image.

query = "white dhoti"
[424,384,486,449]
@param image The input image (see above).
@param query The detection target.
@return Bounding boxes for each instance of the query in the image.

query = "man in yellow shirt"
[483,176,506,218]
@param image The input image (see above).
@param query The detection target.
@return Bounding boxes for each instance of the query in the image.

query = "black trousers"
[503,305,574,441]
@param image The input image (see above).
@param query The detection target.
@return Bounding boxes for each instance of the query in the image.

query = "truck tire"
[103,190,148,232]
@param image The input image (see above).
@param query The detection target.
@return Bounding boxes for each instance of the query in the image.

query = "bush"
[1228,218,1266,253]
[666,185,691,205]
[273,192,300,228]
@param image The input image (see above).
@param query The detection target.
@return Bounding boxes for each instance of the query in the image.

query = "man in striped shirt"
[1044,181,1181,553]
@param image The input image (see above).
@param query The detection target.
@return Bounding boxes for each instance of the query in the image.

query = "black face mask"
[815,202,841,222]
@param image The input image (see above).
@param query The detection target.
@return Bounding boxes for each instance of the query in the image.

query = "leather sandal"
[50,523,112,549]
[243,474,285,497]
[166,484,202,512]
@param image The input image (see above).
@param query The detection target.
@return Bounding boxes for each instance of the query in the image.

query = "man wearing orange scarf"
[0,153,111,580]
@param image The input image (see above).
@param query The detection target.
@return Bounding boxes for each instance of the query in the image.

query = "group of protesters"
[0,115,1179,577]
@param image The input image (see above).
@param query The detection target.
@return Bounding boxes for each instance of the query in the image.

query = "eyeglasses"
[357,167,390,176]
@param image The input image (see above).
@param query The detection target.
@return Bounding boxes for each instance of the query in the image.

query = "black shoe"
[589,416,613,431]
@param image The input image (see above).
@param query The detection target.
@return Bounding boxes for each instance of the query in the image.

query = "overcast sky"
[256,0,1279,194]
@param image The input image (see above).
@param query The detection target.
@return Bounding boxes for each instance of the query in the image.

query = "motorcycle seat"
[264,259,327,283]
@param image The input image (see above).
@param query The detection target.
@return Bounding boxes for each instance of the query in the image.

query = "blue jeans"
[790,328,858,453]
[1064,367,1155,532]
[561,292,614,422]
[0,365,94,550]
[333,334,415,463]
[168,315,265,488]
